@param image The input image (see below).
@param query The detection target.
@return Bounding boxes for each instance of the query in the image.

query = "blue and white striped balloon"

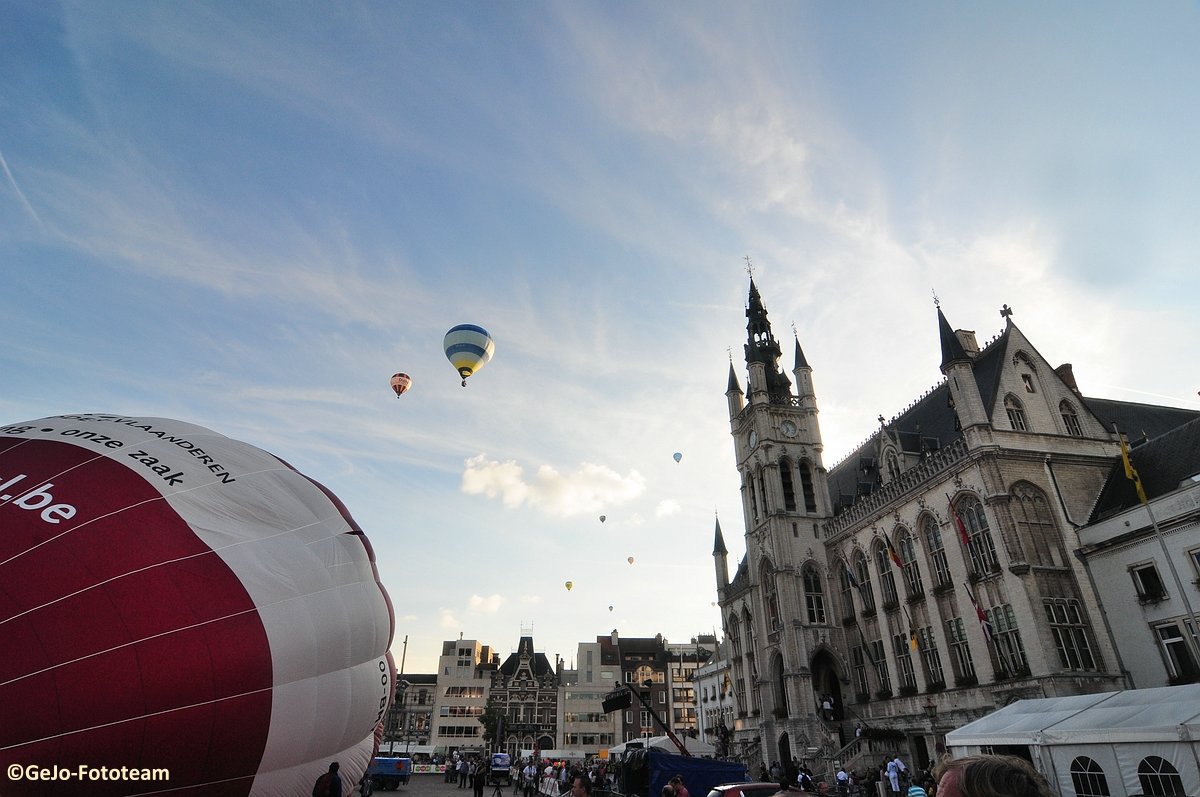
[443,324,495,386]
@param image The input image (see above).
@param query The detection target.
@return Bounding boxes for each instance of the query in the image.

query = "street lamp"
[923,698,937,722]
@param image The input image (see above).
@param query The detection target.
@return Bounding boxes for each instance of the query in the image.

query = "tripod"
[491,776,506,797]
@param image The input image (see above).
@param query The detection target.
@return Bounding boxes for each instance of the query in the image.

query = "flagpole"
[1116,424,1200,673]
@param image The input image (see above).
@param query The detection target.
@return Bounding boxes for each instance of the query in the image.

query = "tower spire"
[744,278,791,399]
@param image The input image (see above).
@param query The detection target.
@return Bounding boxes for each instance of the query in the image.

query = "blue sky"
[3,2,1199,674]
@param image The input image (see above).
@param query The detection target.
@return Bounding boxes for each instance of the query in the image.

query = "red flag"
[967,585,994,644]
[950,501,970,547]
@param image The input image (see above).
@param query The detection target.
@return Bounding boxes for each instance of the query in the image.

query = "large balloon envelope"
[443,324,495,387]
[390,372,412,397]
[673,452,682,463]
[0,414,395,796]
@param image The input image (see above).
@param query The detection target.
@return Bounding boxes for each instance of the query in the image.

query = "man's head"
[572,776,592,797]
[934,755,1051,797]
[329,762,340,773]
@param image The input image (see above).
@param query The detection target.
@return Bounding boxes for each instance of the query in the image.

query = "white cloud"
[461,455,645,517]
[655,499,681,518]
[438,609,459,629]
[468,594,504,614]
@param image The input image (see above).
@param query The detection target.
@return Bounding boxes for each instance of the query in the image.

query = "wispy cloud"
[0,149,42,224]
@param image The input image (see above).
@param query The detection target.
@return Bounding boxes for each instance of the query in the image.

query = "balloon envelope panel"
[0,414,394,796]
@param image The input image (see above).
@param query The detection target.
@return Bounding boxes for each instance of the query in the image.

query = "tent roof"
[947,684,1200,747]
[609,735,716,756]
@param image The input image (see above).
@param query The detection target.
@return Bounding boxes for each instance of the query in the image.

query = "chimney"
[1055,363,1082,395]
[954,329,979,356]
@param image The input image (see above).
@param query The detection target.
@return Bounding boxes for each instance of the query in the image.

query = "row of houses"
[381,631,720,760]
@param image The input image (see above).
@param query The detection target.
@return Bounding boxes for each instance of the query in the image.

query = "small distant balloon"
[608,605,614,612]
[673,452,682,463]
[599,515,606,523]
[443,324,495,387]
[627,556,635,565]
[389,372,412,398]
[565,581,573,591]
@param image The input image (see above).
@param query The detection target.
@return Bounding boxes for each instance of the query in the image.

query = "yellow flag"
[1119,433,1149,504]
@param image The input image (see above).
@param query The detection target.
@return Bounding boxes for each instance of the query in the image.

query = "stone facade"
[715,280,1200,776]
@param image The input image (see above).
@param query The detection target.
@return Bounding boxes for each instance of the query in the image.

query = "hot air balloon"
[599,515,606,523]
[673,452,682,463]
[565,581,573,591]
[627,556,635,565]
[390,372,412,397]
[0,413,394,797]
[443,324,495,387]
[608,605,614,612]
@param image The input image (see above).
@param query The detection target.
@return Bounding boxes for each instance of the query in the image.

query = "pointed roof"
[938,307,969,369]
[713,516,728,555]
[794,335,810,369]
[726,361,742,394]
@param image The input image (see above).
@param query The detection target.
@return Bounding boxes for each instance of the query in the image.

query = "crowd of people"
[756,752,1051,797]
[315,748,1051,797]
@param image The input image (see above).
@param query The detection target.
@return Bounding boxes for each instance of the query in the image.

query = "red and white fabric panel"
[0,414,395,796]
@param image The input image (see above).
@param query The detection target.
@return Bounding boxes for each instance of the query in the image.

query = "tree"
[479,698,505,749]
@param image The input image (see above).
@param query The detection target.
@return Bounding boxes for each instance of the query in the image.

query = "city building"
[715,278,1200,775]
[489,634,560,756]
[382,672,438,756]
[430,637,498,755]
[1077,418,1200,687]
[558,638,622,758]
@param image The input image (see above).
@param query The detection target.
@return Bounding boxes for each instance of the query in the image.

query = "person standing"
[312,762,342,797]
[670,775,690,797]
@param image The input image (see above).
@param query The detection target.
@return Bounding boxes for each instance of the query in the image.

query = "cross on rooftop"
[1000,304,1014,319]
[744,255,754,278]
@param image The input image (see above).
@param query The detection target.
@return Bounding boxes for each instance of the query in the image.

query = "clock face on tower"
[781,420,798,438]
[748,430,758,449]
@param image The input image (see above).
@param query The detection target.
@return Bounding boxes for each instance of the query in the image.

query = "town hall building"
[713,279,1199,774]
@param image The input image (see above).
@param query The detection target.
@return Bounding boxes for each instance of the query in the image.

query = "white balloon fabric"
[0,414,395,796]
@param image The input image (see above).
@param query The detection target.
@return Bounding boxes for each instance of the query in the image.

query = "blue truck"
[367,756,412,790]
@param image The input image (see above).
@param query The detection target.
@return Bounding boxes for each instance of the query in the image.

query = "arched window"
[804,565,826,624]
[839,562,856,621]
[779,457,797,512]
[745,473,759,523]
[1005,394,1028,431]
[957,496,1000,575]
[897,527,924,598]
[773,653,789,717]
[854,551,875,613]
[1137,756,1185,796]
[1070,757,1110,797]
[762,560,780,631]
[756,470,768,517]
[875,541,899,607]
[1060,399,1083,436]
[921,514,951,587]
[1011,482,1066,567]
[799,462,818,513]
[727,614,741,658]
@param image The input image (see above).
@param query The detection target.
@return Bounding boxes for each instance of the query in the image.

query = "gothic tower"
[721,278,838,771]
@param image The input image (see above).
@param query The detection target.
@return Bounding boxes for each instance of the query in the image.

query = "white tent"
[946,684,1200,797]
[608,735,716,757]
